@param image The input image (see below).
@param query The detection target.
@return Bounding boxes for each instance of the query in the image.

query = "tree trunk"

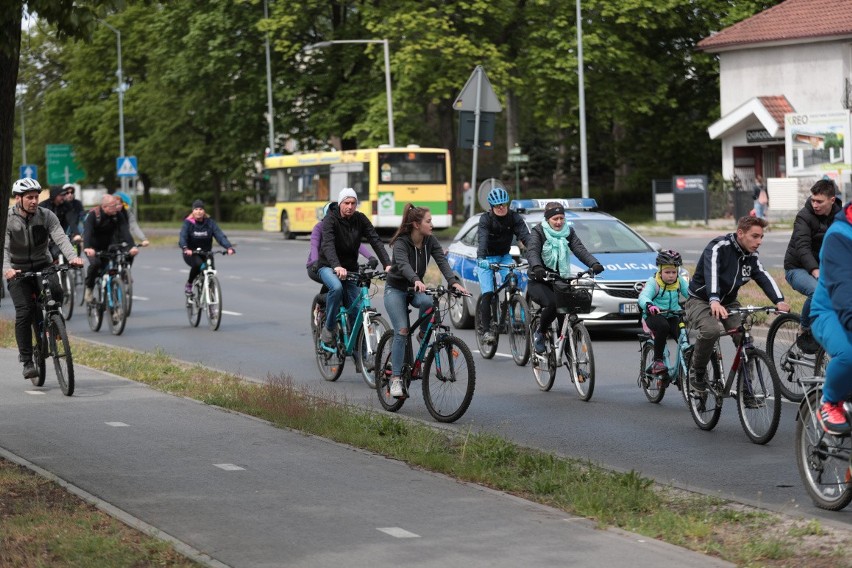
[212,174,222,221]
[505,89,519,152]
[0,2,23,256]
[612,121,629,193]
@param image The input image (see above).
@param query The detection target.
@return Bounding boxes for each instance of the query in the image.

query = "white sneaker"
[84,287,94,303]
[390,378,404,398]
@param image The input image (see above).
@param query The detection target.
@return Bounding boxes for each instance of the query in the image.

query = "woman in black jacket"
[383,203,467,398]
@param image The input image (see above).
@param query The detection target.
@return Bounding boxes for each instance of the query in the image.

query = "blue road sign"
[19,165,38,180]
[117,156,138,178]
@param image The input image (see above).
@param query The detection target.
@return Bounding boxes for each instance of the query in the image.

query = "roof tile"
[757,95,795,124]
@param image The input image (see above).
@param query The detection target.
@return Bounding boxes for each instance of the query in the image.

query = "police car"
[445,198,683,328]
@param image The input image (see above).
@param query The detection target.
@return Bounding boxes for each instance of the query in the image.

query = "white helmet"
[12,178,42,195]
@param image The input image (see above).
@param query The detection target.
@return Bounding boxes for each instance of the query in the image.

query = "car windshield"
[529,219,652,254]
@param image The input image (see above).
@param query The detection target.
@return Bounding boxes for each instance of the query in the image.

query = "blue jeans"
[785,268,818,327]
[318,266,359,332]
[812,313,852,404]
[476,253,513,295]
[384,285,433,377]
[753,200,767,219]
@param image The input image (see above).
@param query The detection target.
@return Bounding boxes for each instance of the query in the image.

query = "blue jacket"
[811,203,852,333]
[638,274,689,318]
[179,215,232,251]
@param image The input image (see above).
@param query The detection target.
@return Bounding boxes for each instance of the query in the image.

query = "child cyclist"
[638,250,689,375]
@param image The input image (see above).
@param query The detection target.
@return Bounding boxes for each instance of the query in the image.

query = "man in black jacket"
[685,216,790,391]
[83,194,137,302]
[317,188,391,351]
[783,178,842,353]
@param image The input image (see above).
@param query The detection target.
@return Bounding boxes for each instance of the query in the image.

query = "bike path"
[0,349,730,568]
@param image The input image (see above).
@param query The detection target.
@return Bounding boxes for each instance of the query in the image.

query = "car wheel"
[449,290,474,329]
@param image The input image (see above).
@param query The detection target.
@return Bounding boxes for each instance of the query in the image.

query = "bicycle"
[313,263,390,388]
[86,243,131,335]
[186,249,229,331]
[528,271,596,401]
[636,310,691,404]
[54,250,76,320]
[375,285,476,423]
[684,306,783,445]
[766,311,826,402]
[474,262,530,365]
[795,366,852,511]
[16,264,77,396]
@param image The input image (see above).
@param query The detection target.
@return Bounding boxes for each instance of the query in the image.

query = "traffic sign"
[19,164,38,180]
[507,154,529,163]
[46,144,86,185]
[508,147,521,156]
[117,156,138,178]
[453,66,502,113]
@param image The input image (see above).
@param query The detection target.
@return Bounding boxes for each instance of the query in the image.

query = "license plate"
[620,302,640,314]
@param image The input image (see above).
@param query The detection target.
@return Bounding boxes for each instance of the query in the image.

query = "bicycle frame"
[639,313,690,381]
[484,263,525,333]
[708,321,762,398]
[197,258,219,310]
[535,272,595,370]
[331,269,384,356]
[397,288,458,383]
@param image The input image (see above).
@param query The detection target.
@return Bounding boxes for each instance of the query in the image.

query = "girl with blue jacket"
[638,250,689,374]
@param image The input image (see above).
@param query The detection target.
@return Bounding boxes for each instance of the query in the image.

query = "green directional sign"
[46,144,86,185]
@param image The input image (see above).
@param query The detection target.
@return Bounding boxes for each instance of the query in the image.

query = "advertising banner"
[784,110,851,177]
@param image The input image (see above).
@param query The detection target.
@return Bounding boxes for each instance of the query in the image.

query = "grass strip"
[0,318,848,567]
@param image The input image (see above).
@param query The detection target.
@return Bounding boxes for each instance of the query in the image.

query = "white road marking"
[214,463,245,471]
[159,267,174,271]
[132,296,149,301]
[475,350,513,359]
[222,310,242,316]
[377,527,420,538]
[251,278,266,283]
[105,422,129,427]
[24,390,46,395]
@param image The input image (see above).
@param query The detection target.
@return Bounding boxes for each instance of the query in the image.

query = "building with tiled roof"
[698,0,852,213]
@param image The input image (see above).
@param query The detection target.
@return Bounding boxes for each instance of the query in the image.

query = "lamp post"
[576,0,589,198]
[263,0,276,153]
[17,85,27,165]
[101,21,129,195]
[302,39,395,147]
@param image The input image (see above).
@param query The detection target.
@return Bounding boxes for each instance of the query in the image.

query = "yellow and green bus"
[262,146,452,238]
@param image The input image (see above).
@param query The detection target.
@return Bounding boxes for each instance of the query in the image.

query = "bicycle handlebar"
[190,248,231,258]
[407,285,471,299]
[540,269,596,283]
[14,264,77,280]
[727,305,781,316]
[486,261,528,270]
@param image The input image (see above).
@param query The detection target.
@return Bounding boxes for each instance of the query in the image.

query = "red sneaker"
[818,401,852,435]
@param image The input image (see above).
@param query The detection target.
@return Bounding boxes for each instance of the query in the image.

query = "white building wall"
[719,41,849,114]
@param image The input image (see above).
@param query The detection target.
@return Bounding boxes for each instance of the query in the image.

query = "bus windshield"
[378,152,447,184]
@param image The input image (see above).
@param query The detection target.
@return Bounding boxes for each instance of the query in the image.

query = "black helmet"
[656,249,682,267]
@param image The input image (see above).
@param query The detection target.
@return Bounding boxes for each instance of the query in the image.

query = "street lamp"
[576,0,589,198]
[302,39,395,147]
[100,20,129,195]
[263,0,276,153]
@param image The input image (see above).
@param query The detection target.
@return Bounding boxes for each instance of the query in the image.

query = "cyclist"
[116,192,150,249]
[526,201,604,354]
[179,199,235,294]
[82,194,138,303]
[3,178,83,378]
[475,185,531,344]
[638,249,689,374]
[61,184,85,242]
[384,204,468,398]
[685,216,790,391]
[782,178,842,354]
[811,199,852,435]
[317,188,391,352]
[306,202,375,284]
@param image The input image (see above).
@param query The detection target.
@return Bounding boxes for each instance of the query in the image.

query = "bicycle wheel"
[814,348,831,376]
[529,316,556,391]
[422,335,476,423]
[86,279,104,332]
[206,275,223,331]
[766,312,808,402]
[737,348,782,444]
[375,330,406,412]
[48,315,74,396]
[569,323,595,401]
[474,295,498,359]
[686,348,723,431]
[60,269,74,321]
[315,324,345,382]
[796,389,852,510]
[309,293,325,334]
[30,320,46,387]
[186,279,202,327]
[122,267,133,317]
[508,295,530,366]
[639,341,666,404]
[355,314,390,389]
[107,278,127,336]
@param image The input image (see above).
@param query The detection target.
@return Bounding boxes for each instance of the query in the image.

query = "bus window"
[330,162,369,202]
[378,152,447,184]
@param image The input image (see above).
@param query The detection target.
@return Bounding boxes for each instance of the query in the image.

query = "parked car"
[444,198,685,328]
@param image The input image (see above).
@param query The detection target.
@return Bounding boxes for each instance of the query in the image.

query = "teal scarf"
[541,223,571,278]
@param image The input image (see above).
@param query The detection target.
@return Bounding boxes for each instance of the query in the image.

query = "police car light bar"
[509,198,598,212]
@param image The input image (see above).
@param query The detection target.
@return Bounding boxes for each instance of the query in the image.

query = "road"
[3,227,848,528]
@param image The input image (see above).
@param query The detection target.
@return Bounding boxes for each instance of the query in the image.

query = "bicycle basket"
[554,279,593,314]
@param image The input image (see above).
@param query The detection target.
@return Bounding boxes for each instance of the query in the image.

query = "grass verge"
[0,305,848,566]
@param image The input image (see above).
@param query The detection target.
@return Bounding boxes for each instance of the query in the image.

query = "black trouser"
[182,254,206,283]
[8,272,62,362]
[527,280,564,334]
[645,314,680,360]
[85,255,106,288]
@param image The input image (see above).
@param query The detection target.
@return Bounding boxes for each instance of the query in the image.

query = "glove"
[367,257,379,269]
[591,263,605,275]
[646,305,660,316]
[477,258,490,270]
[531,265,546,280]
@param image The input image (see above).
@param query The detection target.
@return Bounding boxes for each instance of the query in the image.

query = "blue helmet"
[116,191,132,207]
[487,187,509,207]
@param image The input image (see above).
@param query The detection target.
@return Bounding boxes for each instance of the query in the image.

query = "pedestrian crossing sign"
[116,156,138,178]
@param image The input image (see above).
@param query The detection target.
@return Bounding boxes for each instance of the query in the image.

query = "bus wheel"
[281,213,295,240]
